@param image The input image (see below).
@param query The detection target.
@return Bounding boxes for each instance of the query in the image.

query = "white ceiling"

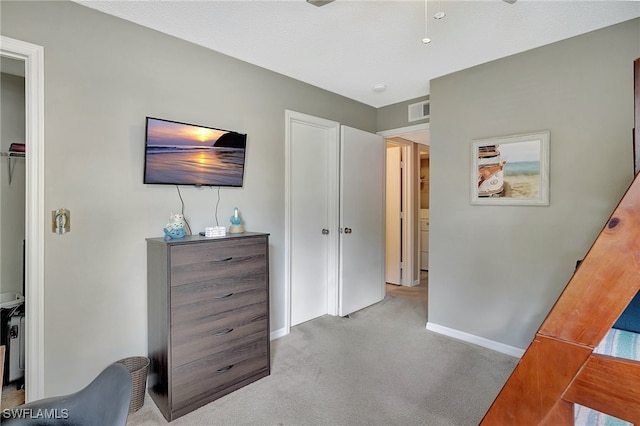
[72,1,640,107]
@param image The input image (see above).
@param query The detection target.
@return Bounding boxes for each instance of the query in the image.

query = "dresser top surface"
[147,232,269,246]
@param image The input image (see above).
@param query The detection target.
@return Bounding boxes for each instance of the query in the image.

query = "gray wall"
[0,72,26,296]
[429,18,640,350]
[377,95,429,132]
[1,0,376,395]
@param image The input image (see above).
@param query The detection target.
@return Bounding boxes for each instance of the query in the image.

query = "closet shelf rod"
[1,152,25,158]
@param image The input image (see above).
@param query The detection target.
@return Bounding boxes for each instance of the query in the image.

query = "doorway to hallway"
[380,124,429,290]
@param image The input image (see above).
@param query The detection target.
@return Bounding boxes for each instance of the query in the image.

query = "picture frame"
[470,131,550,206]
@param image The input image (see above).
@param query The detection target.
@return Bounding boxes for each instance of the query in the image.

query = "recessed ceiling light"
[421,37,431,44]
[372,84,387,92]
[434,12,446,19]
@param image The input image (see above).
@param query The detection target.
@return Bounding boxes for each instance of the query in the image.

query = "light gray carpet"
[127,283,517,425]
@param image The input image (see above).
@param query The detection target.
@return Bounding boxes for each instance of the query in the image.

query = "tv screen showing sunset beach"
[144,117,246,187]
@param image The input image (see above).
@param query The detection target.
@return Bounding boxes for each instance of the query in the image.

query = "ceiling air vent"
[408,101,430,122]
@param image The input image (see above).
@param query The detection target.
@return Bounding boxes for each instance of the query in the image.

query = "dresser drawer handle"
[212,328,234,336]
[216,365,234,373]
[214,292,234,300]
[213,257,233,262]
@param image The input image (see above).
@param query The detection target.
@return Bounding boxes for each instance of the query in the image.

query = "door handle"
[322,229,329,235]
[344,227,352,234]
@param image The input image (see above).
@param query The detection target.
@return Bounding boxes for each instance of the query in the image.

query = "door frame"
[385,144,402,285]
[1,36,45,401]
[378,123,429,286]
[384,140,412,286]
[418,143,431,271]
[284,110,340,335]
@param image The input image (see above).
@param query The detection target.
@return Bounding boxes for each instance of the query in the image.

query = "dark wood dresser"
[146,233,270,422]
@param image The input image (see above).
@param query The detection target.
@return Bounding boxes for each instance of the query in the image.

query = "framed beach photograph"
[470,131,550,206]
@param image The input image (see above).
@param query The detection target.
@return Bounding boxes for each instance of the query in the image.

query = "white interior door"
[385,146,402,285]
[339,126,385,317]
[287,111,339,326]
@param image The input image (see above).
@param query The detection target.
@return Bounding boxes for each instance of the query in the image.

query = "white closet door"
[339,126,385,317]
[288,112,339,326]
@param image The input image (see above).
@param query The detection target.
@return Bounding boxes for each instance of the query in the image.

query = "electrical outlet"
[52,209,70,234]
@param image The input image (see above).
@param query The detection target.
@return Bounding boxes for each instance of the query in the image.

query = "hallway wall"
[429,18,640,350]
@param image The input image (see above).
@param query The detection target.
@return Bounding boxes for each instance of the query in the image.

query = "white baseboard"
[426,322,525,358]
[270,327,288,341]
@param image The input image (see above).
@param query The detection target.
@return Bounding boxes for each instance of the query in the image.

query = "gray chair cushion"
[2,363,132,426]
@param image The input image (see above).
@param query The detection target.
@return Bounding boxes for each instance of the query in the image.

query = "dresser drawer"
[172,339,269,410]
[171,281,267,321]
[170,238,267,286]
[171,303,268,368]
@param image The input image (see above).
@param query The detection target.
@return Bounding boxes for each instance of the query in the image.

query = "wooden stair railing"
[481,171,640,425]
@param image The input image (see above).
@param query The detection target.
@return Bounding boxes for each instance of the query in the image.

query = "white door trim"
[385,142,412,286]
[284,110,340,334]
[0,36,45,401]
[377,123,430,139]
[385,145,402,285]
[385,141,412,286]
[378,123,429,286]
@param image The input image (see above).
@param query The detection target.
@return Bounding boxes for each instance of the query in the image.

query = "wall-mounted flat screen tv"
[144,117,247,187]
